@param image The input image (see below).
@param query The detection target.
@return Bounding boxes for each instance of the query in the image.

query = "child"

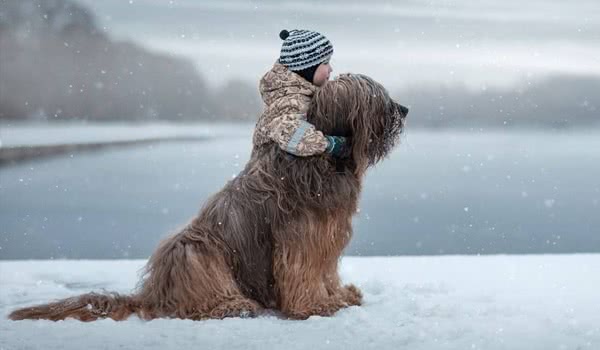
[252,29,347,158]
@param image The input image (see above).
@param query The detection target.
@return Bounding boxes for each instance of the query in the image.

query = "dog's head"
[307,73,408,173]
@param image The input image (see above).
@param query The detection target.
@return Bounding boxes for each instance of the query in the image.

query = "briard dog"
[9,74,408,321]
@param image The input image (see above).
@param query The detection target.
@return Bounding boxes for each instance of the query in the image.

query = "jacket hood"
[259,62,316,106]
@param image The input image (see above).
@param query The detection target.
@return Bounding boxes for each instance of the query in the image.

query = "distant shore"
[0,136,210,165]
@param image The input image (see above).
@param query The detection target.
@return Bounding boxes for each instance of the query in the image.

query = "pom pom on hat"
[279,30,290,40]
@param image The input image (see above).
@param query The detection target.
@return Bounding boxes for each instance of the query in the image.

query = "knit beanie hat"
[278,29,333,80]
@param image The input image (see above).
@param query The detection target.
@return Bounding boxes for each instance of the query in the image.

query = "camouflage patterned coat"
[252,62,329,156]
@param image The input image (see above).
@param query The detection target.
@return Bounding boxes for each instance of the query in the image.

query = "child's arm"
[267,112,346,157]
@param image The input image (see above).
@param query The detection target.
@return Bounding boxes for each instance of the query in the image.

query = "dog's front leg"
[273,244,348,320]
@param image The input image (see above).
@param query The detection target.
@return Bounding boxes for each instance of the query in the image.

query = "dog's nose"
[397,103,409,117]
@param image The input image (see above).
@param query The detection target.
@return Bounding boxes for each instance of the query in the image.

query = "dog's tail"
[8,292,141,322]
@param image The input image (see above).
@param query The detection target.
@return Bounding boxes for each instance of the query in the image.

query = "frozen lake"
[1,125,599,259]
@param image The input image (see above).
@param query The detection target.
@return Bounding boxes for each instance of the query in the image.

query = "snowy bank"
[0,122,254,163]
[1,255,599,349]
[0,122,253,148]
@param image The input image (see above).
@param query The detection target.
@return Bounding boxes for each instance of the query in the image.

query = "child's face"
[313,62,333,86]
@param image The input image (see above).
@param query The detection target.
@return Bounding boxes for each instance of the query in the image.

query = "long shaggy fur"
[9,74,407,321]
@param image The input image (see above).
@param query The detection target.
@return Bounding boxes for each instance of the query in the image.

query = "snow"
[0,122,253,148]
[1,255,599,349]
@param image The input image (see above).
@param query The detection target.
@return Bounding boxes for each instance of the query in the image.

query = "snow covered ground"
[0,122,253,147]
[1,255,599,350]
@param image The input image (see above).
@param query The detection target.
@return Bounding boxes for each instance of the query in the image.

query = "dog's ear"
[307,81,352,137]
[343,74,389,174]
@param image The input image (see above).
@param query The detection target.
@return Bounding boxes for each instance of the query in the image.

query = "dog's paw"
[209,299,261,319]
[342,284,363,306]
[285,298,348,320]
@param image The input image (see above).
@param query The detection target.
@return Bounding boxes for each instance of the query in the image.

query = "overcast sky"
[75,0,600,91]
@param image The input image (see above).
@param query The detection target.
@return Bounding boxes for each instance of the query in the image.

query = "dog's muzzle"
[398,104,409,117]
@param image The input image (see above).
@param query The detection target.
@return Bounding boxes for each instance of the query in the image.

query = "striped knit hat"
[278,29,334,71]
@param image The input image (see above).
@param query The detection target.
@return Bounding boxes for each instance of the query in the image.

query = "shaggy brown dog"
[9,74,408,321]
